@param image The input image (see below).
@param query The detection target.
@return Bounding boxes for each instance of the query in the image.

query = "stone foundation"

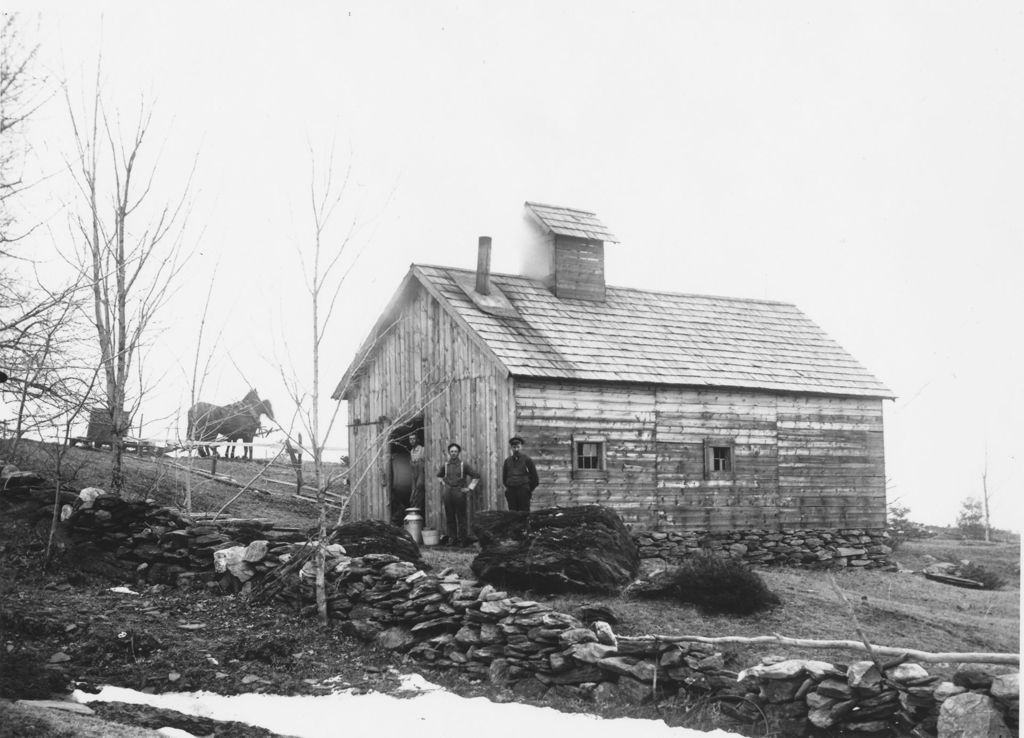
[632,528,894,570]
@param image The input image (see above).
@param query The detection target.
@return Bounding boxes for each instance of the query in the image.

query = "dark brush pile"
[470,505,640,594]
[628,551,780,615]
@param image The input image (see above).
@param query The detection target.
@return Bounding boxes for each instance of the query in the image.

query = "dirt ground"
[1,442,1018,736]
[0,469,691,737]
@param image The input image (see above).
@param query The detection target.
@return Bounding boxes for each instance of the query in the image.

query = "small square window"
[712,446,732,472]
[576,441,603,470]
[703,438,735,479]
[572,434,607,479]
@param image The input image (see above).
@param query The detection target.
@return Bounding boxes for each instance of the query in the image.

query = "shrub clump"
[886,503,932,551]
[631,552,781,615]
[956,561,1007,590]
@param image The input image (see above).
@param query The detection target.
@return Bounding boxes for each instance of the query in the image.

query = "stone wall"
[632,528,894,570]
[268,548,1017,737]
[2,474,1015,737]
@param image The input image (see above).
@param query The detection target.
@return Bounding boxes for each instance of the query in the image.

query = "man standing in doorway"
[436,443,480,547]
[407,433,425,513]
[502,436,539,512]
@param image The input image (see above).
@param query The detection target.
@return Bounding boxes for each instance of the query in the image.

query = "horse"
[186,389,274,460]
[225,425,264,461]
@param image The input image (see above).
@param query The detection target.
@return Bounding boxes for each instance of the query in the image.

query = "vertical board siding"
[515,379,885,532]
[346,283,513,532]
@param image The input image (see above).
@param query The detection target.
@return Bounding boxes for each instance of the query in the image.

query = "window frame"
[572,434,608,480]
[703,437,736,480]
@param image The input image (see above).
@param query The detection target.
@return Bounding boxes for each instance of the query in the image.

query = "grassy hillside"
[1,439,325,528]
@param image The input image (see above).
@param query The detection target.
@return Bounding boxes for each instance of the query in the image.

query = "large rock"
[470,506,639,594]
[990,673,1020,702]
[953,663,1016,690]
[938,692,1012,737]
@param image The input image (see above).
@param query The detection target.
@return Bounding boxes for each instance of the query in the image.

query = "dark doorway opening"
[387,416,424,526]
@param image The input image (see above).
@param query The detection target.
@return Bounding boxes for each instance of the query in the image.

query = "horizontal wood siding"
[514,380,885,532]
[515,382,657,529]
[776,395,886,529]
[346,283,513,532]
[553,238,605,301]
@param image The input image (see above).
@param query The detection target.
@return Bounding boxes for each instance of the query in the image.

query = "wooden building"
[332,202,893,535]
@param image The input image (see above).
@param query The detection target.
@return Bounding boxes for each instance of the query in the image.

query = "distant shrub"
[956,561,1007,591]
[634,552,781,615]
[886,503,931,550]
[955,498,987,540]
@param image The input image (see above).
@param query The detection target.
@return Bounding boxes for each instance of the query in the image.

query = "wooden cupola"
[521,201,618,301]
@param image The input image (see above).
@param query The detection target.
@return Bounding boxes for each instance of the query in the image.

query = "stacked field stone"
[72,500,304,587]
[3,466,1016,737]
[633,528,893,570]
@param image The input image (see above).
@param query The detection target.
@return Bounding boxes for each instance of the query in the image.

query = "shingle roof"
[524,202,619,243]
[414,265,893,398]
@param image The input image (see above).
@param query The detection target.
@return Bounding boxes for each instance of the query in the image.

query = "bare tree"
[42,368,100,571]
[0,12,46,251]
[4,285,90,457]
[178,270,220,512]
[981,444,992,542]
[0,13,81,399]
[63,67,193,494]
[278,150,362,624]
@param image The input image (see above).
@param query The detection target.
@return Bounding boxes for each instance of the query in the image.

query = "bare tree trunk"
[312,179,328,626]
[44,370,98,570]
[43,476,63,571]
[275,149,379,625]
[982,445,991,542]
[65,70,193,497]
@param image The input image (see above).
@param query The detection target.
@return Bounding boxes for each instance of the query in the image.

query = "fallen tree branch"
[212,448,287,521]
[615,634,1019,665]
[828,573,882,672]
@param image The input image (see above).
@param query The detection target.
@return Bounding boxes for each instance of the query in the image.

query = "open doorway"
[387,416,424,526]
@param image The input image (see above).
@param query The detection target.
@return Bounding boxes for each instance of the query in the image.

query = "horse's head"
[261,399,274,422]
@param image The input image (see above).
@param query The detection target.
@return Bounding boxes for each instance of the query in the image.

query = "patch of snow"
[73,681,743,738]
[108,586,140,595]
[396,673,440,692]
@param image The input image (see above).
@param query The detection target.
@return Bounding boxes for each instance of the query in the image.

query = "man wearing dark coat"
[502,436,539,512]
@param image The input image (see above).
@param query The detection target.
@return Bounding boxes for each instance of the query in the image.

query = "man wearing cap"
[502,436,539,512]
[436,442,480,547]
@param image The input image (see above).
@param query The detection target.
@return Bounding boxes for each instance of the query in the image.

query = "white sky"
[6,2,1022,527]
[74,675,743,738]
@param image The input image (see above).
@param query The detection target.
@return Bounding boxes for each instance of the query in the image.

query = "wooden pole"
[616,634,1019,666]
[982,444,991,542]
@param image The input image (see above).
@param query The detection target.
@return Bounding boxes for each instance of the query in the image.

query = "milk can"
[403,507,424,544]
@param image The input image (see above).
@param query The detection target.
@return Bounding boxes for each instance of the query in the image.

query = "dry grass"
[1,439,323,528]
[7,438,1019,675]
[422,538,1019,675]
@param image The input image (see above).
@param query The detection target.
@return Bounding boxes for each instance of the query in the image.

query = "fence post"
[285,436,303,496]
